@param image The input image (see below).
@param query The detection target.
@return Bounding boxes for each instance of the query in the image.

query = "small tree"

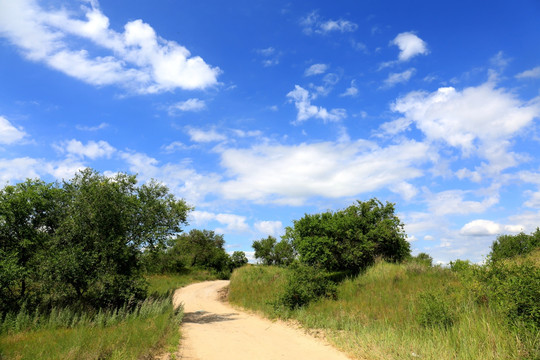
[252,236,294,266]
[230,251,248,268]
[172,229,230,272]
[288,198,410,272]
[489,229,540,262]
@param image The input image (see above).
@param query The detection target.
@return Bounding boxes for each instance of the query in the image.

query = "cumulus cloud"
[383,68,415,88]
[460,219,501,236]
[187,127,227,143]
[190,210,250,234]
[254,220,283,237]
[427,190,499,216]
[59,139,116,159]
[0,116,28,145]
[516,66,540,79]
[287,85,346,123]
[300,11,357,35]
[168,98,206,115]
[0,157,40,183]
[304,63,328,76]
[0,0,220,93]
[392,82,540,177]
[218,139,429,205]
[391,32,429,61]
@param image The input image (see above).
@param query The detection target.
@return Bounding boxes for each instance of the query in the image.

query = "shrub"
[489,229,540,262]
[417,291,455,329]
[277,263,337,310]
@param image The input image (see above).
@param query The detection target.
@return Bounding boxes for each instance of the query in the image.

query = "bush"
[490,229,540,262]
[481,260,540,329]
[277,263,337,310]
[417,291,455,329]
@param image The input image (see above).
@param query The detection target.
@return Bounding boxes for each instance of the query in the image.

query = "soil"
[170,280,351,360]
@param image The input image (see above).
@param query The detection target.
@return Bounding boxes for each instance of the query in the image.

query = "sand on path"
[172,280,351,360]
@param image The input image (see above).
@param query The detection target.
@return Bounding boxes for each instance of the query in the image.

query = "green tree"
[252,236,295,266]
[46,169,191,309]
[0,180,62,312]
[489,229,540,262]
[288,198,410,272]
[230,251,248,268]
[0,169,192,311]
[172,229,230,272]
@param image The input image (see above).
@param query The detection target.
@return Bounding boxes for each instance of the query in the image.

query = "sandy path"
[172,280,351,360]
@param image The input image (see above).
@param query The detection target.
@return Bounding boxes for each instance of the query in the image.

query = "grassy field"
[229,262,532,360]
[0,270,217,360]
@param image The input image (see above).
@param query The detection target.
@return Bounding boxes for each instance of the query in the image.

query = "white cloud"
[305,63,328,76]
[392,82,540,176]
[524,190,540,208]
[383,68,415,88]
[0,0,220,93]
[256,47,275,56]
[218,139,429,205]
[516,66,540,79]
[391,32,429,61]
[287,85,346,123]
[390,181,418,201]
[168,98,206,115]
[460,219,501,236]
[254,220,283,237]
[300,11,357,35]
[189,210,250,234]
[340,80,358,97]
[161,141,190,153]
[60,139,116,159]
[427,190,499,216]
[0,116,28,145]
[255,46,280,67]
[76,122,109,131]
[0,157,40,183]
[187,127,227,143]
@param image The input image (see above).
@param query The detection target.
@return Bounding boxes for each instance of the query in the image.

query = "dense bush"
[277,263,337,310]
[287,198,410,272]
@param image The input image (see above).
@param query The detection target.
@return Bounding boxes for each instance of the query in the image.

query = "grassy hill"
[229,259,538,360]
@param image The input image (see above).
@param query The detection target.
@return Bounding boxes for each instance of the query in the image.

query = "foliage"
[171,229,230,273]
[0,169,191,313]
[287,198,410,272]
[489,229,540,262]
[410,252,433,267]
[277,263,337,310]
[252,236,295,266]
[230,251,248,269]
[416,291,455,329]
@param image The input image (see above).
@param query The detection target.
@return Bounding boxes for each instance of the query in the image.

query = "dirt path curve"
[172,280,351,360]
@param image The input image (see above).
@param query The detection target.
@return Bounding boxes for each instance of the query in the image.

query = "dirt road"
[172,280,351,360]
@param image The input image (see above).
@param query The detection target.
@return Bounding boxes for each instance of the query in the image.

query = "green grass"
[0,270,215,360]
[229,262,532,360]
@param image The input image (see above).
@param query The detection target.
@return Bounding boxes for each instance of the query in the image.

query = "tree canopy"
[287,198,410,272]
[0,169,191,312]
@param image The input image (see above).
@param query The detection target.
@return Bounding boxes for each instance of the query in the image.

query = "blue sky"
[1,0,539,264]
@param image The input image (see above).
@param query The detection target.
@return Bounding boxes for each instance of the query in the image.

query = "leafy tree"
[288,198,410,272]
[252,236,295,266]
[0,180,62,312]
[412,252,433,267]
[230,251,248,268]
[489,229,540,262]
[172,229,230,272]
[0,169,192,311]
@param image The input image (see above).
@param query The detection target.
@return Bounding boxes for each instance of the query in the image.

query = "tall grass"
[0,271,214,360]
[229,262,532,360]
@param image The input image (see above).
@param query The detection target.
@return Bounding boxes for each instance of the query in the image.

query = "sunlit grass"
[0,270,213,360]
[229,262,531,360]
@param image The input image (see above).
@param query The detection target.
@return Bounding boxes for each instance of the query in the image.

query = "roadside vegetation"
[230,201,540,360]
[0,169,247,360]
